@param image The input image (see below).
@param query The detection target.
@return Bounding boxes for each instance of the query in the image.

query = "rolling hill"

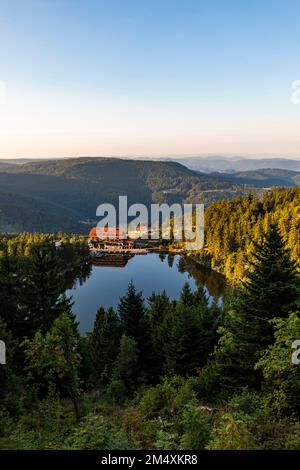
[210,168,300,188]
[0,157,252,234]
[174,156,300,173]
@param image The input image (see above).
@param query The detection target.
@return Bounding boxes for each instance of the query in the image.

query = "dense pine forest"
[0,188,300,450]
[191,187,300,280]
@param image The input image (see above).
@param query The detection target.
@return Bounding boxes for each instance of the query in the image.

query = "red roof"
[89,227,126,239]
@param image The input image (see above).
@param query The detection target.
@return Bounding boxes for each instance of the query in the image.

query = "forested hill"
[200,187,300,280]
[0,157,250,233]
[211,168,300,188]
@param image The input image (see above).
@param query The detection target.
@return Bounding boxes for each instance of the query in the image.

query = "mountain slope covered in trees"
[0,158,253,233]
[211,168,300,188]
[197,187,300,280]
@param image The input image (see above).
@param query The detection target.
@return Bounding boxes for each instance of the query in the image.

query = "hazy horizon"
[1,154,300,161]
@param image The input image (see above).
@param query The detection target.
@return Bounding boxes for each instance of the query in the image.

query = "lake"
[66,253,226,333]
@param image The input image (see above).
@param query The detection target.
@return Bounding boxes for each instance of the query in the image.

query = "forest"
[189,187,300,280]
[0,187,300,450]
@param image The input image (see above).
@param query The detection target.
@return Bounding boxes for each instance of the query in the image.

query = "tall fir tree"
[24,311,82,420]
[0,250,23,337]
[23,247,71,335]
[180,282,194,307]
[90,306,120,386]
[240,223,300,350]
[147,291,171,380]
[164,302,204,376]
[200,223,300,397]
[109,334,139,400]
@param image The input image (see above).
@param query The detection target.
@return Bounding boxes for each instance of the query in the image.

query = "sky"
[0,0,300,159]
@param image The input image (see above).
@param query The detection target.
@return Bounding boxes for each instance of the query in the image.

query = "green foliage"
[118,282,148,349]
[24,246,72,334]
[179,404,211,450]
[239,223,299,349]
[255,313,300,414]
[118,282,152,379]
[108,335,139,401]
[89,306,120,386]
[200,225,300,397]
[65,414,131,450]
[207,413,257,450]
[1,213,300,450]
[202,187,300,280]
[0,232,89,338]
[24,312,82,420]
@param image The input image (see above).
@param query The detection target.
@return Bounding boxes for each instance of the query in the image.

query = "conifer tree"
[118,282,146,341]
[147,291,171,380]
[193,285,209,311]
[164,302,203,375]
[200,224,300,396]
[180,282,194,307]
[24,247,71,334]
[90,307,120,385]
[24,312,82,420]
[118,282,151,378]
[240,223,300,350]
[0,250,23,337]
[109,334,139,399]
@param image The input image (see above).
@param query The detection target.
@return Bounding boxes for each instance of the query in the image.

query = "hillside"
[175,156,300,173]
[211,168,300,188]
[0,158,251,233]
[199,186,300,280]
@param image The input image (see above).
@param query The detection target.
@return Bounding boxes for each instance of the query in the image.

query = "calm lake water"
[66,253,226,333]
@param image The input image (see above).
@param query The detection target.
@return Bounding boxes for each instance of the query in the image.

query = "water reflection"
[177,256,226,300]
[66,253,226,333]
[65,262,92,290]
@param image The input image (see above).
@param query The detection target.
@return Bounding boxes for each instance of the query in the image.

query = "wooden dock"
[91,248,149,256]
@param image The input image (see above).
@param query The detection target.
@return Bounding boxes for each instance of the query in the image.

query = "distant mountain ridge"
[0,157,251,234]
[210,168,300,188]
[173,156,300,173]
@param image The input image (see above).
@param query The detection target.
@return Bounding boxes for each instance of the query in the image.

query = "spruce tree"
[0,250,23,337]
[193,285,209,311]
[90,307,120,386]
[109,334,139,399]
[164,302,204,376]
[240,223,300,350]
[118,282,149,358]
[200,223,300,396]
[23,247,71,334]
[180,282,194,307]
[147,291,170,380]
[24,312,82,420]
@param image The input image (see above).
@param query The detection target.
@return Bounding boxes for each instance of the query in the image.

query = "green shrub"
[180,404,211,450]
[207,413,257,450]
[64,413,131,450]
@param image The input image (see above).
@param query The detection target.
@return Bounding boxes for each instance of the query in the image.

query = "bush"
[180,404,211,450]
[207,413,257,450]
[64,414,131,450]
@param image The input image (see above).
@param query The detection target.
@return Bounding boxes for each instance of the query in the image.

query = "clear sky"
[0,0,300,158]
